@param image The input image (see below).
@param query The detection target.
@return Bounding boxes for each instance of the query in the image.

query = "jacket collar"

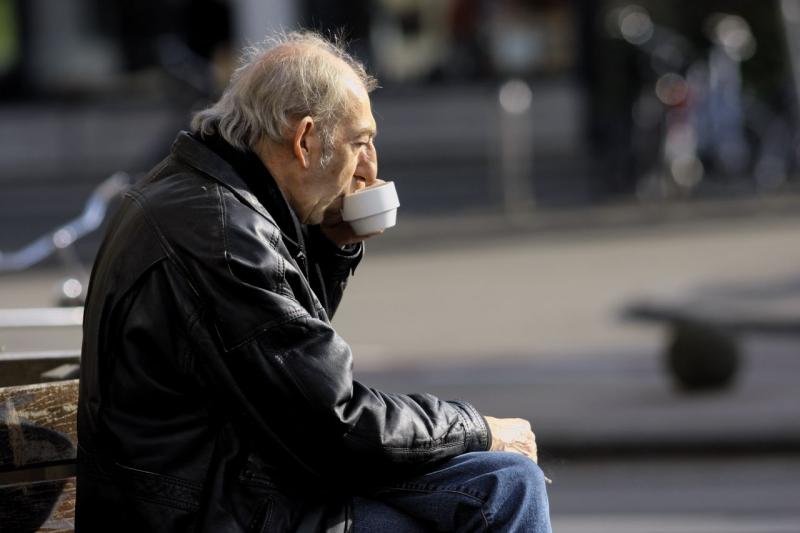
[170,131,305,250]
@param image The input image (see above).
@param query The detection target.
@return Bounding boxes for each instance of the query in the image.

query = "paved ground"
[2,208,800,531]
[358,334,800,531]
[358,333,800,453]
[548,454,800,532]
[6,207,800,365]
[335,211,800,370]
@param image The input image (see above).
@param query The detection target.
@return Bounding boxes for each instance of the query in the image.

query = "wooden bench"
[0,379,78,532]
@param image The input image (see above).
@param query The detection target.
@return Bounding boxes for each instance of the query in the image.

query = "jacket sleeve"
[182,198,490,484]
[304,224,363,318]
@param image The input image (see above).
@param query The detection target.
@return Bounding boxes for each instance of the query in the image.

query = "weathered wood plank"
[0,380,78,470]
[0,381,78,531]
[40,478,76,532]
[0,477,75,532]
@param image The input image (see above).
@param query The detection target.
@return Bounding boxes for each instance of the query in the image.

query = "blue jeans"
[352,452,552,532]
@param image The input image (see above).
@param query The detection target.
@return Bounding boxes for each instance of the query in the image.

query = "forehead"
[341,81,376,134]
[321,52,375,136]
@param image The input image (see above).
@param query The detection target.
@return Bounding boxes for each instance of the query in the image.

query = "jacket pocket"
[113,462,202,513]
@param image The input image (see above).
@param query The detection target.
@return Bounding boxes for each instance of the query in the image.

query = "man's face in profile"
[299,78,378,225]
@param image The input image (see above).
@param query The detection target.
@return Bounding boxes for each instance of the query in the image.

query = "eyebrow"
[354,127,377,139]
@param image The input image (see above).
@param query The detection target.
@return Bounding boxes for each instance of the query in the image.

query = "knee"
[446,452,551,532]
[489,452,547,491]
[462,452,548,493]
[465,453,551,529]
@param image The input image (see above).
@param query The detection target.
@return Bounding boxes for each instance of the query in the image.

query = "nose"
[355,141,378,189]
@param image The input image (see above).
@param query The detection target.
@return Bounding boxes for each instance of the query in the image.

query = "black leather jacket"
[76,132,491,532]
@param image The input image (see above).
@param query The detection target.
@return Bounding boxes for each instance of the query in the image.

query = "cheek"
[339,159,359,191]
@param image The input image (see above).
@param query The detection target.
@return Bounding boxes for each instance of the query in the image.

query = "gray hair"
[191,31,378,166]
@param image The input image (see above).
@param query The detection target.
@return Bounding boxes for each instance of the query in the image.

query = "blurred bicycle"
[607,5,798,199]
[0,172,131,306]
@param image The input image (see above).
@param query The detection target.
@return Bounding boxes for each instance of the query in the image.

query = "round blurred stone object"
[666,322,740,391]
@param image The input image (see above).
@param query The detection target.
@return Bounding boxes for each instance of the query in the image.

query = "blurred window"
[304,0,578,85]
[0,0,19,76]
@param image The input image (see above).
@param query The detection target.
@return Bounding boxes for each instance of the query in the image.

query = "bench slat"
[0,380,78,531]
[0,478,75,532]
[0,380,78,470]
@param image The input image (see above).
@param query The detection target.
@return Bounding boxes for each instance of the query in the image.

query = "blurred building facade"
[1,0,800,249]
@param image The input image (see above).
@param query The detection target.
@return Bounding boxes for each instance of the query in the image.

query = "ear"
[292,116,314,169]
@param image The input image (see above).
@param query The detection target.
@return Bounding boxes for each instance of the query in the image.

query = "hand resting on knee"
[484,416,538,463]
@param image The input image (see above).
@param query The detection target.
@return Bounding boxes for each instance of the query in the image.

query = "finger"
[337,229,384,246]
[515,445,537,463]
[362,228,385,238]
[506,445,527,458]
[526,434,538,463]
[512,440,537,463]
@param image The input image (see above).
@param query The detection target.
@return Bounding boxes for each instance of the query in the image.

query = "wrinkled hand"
[320,179,386,247]
[485,416,538,463]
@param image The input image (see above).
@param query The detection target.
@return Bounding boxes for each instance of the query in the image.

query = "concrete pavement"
[3,207,800,530]
[548,454,800,532]
[335,210,800,370]
[2,209,800,453]
[358,333,800,454]
[337,210,800,455]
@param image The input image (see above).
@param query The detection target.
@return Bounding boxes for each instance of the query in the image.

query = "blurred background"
[1,0,800,531]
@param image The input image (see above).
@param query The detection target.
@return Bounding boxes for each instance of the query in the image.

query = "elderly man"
[76,31,551,532]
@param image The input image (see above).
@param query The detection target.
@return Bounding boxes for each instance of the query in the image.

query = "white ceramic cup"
[341,181,400,235]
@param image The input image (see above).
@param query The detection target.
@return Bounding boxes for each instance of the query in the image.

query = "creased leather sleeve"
[304,224,364,318]
[183,195,490,483]
[232,315,491,481]
[305,224,364,280]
